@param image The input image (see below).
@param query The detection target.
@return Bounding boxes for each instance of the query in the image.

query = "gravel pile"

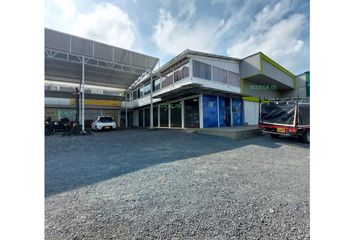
[45,129,309,239]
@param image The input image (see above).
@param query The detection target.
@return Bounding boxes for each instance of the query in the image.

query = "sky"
[45,0,309,74]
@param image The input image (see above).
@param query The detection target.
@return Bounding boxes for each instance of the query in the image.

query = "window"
[139,87,144,98]
[170,102,182,127]
[132,90,138,100]
[184,98,199,128]
[162,74,173,88]
[153,79,161,91]
[227,71,240,87]
[212,66,220,82]
[174,70,182,82]
[220,69,227,84]
[99,117,113,123]
[193,60,211,80]
[144,83,151,95]
[159,104,169,127]
[182,66,189,79]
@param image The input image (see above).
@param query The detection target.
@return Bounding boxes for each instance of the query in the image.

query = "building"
[122,50,309,128]
[45,29,309,129]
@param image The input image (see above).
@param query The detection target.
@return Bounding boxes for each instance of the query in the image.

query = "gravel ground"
[45,129,309,240]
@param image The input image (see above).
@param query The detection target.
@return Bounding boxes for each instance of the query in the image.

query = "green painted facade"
[305,71,310,97]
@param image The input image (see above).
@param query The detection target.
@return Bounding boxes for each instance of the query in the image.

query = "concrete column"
[158,104,160,127]
[150,71,153,129]
[217,96,220,127]
[230,97,233,127]
[181,100,185,128]
[125,93,128,128]
[199,94,203,128]
[168,103,171,128]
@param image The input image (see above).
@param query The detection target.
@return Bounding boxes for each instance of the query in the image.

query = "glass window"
[182,66,189,79]
[139,87,144,98]
[232,98,243,126]
[162,74,173,88]
[193,60,201,78]
[212,66,220,82]
[174,70,182,82]
[184,98,199,128]
[219,97,231,127]
[193,60,211,80]
[133,90,138,99]
[99,117,113,122]
[170,101,182,127]
[227,71,240,87]
[220,69,227,84]
[144,83,151,95]
[153,79,160,91]
[159,104,169,127]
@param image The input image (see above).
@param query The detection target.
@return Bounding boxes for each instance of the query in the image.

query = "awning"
[45,28,159,89]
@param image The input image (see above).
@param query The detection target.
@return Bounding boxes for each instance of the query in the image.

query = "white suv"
[91,116,117,131]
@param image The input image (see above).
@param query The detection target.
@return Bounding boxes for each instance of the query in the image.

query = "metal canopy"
[45,28,159,89]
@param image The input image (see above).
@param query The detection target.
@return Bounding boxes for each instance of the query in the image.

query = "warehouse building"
[122,50,309,128]
[45,28,309,129]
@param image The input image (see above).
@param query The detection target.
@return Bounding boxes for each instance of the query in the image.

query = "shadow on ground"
[45,129,308,197]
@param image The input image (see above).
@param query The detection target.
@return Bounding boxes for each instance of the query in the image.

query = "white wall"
[193,78,241,94]
[262,60,294,88]
[45,97,71,106]
[243,80,279,99]
[240,53,261,78]
[191,56,240,73]
[244,101,259,125]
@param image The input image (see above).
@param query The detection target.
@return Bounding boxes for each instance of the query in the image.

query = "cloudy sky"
[45,0,309,74]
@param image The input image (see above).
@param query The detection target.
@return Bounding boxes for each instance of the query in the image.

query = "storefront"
[133,94,243,129]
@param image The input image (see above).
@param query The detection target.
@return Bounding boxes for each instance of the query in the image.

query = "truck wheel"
[270,134,279,138]
[300,130,310,143]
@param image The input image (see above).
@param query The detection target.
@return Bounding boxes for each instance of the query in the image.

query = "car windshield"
[99,117,113,123]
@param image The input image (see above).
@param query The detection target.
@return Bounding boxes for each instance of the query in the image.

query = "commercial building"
[45,28,309,129]
[122,50,309,128]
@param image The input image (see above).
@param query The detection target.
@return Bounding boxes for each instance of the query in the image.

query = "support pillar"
[81,57,85,131]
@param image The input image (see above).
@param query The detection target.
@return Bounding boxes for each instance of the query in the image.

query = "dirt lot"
[45,129,309,239]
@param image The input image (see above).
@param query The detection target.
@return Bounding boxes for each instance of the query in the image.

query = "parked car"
[91,116,116,131]
[52,117,71,132]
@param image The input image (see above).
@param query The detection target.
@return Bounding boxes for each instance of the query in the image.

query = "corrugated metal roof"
[45,28,159,89]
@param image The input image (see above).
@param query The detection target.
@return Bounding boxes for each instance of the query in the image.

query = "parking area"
[45,129,309,239]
